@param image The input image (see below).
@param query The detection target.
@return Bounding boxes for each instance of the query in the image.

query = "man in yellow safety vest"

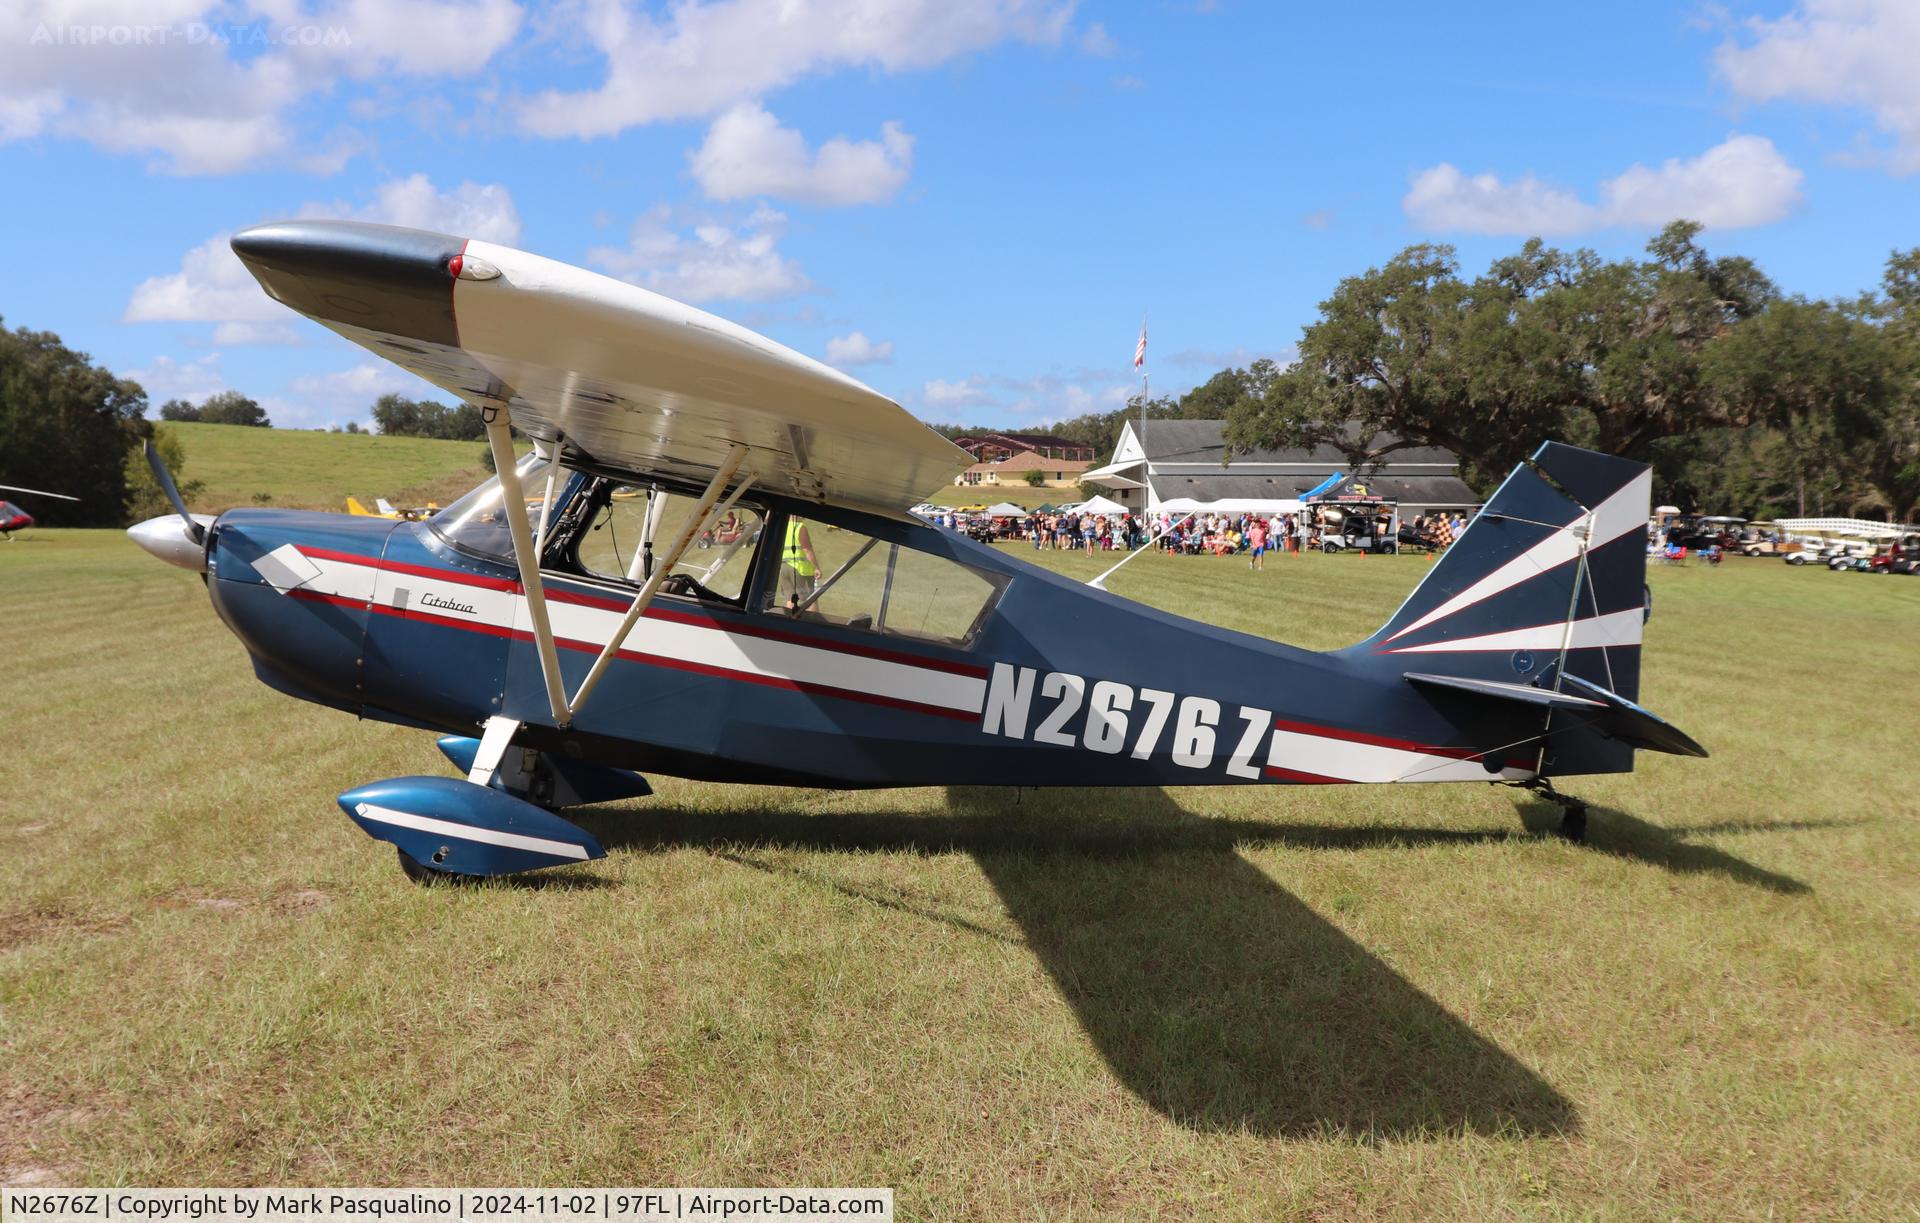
[782,516,820,609]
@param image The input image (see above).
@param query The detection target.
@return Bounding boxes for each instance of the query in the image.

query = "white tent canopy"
[1157,496,1303,516]
[982,502,1029,517]
[1068,494,1128,516]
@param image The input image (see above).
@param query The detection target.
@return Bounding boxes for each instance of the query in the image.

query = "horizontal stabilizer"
[1405,672,1609,711]
[1553,673,1710,758]
[1405,670,1708,758]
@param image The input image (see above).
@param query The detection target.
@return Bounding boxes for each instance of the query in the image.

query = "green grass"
[3,535,1918,1218]
[163,422,489,515]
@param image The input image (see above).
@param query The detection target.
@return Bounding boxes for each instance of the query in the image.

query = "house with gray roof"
[1083,420,1481,516]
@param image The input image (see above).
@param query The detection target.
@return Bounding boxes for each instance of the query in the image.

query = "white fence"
[1773,517,1918,540]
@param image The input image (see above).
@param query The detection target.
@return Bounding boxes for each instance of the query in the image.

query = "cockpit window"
[426,452,555,559]
[763,514,1003,647]
[571,483,765,603]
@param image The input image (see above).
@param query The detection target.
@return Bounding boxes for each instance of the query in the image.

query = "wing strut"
[484,408,572,725]
[568,444,752,717]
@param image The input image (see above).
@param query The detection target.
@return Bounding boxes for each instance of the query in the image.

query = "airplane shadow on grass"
[570,784,1792,1138]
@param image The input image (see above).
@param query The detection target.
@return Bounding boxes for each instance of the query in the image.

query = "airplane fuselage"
[198,492,1606,792]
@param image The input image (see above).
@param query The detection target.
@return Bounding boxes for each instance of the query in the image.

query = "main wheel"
[396,846,480,885]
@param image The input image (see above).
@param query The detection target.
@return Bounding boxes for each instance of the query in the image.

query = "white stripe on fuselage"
[1267,729,1533,783]
[286,548,989,715]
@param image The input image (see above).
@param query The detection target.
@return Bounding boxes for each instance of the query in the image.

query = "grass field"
[163,422,489,515]
[3,531,1917,1218]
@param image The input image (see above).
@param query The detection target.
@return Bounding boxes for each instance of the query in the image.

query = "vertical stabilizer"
[1361,442,1651,703]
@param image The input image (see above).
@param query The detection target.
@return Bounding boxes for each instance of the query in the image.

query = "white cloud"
[125,175,521,333]
[588,204,809,303]
[213,321,302,345]
[689,102,913,205]
[1404,135,1803,235]
[120,352,228,405]
[1079,22,1117,55]
[1404,165,1598,236]
[357,173,522,243]
[1716,0,1920,174]
[256,0,525,78]
[919,371,1132,420]
[825,332,894,366]
[290,362,428,400]
[126,234,288,327]
[1598,136,1805,228]
[922,376,996,408]
[517,0,1075,139]
[280,361,444,427]
[0,1,521,174]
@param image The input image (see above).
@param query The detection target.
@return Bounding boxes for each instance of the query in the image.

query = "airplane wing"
[230,221,969,513]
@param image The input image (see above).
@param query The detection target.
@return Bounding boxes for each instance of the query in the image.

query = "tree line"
[937,221,1919,522]
[1220,221,1920,522]
[159,391,270,427]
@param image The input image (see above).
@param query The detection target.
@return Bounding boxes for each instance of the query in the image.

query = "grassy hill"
[163,422,491,514]
[929,483,1064,509]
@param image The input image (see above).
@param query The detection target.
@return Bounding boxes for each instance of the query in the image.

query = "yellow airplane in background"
[345,496,440,521]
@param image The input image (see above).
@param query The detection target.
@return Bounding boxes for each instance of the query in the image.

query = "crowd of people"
[942,505,1481,562]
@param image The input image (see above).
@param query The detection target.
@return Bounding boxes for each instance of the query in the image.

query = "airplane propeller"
[128,441,216,572]
[144,439,204,544]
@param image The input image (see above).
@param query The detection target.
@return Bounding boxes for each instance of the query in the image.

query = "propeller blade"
[0,484,80,501]
[144,440,204,543]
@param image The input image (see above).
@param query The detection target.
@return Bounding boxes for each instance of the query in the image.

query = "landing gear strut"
[1510,777,1590,843]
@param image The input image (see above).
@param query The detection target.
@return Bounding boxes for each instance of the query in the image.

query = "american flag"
[1133,319,1147,369]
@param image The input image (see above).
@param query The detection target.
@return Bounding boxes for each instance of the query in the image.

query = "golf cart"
[1665,515,1746,551]
[1786,530,1849,566]
[1823,534,1879,570]
[1895,535,1920,575]
[1848,535,1920,574]
[1737,522,1801,557]
[1314,499,1400,554]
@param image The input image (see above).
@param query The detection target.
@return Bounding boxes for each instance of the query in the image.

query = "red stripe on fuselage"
[1269,716,1478,760]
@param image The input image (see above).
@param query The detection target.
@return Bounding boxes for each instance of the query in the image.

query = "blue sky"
[2,0,1918,432]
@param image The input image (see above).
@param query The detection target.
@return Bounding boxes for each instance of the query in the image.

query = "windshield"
[427,451,557,559]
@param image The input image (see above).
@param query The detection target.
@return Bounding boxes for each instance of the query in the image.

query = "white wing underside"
[244,224,969,512]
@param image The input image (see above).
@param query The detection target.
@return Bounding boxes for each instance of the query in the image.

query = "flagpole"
[1137,313,1148,524]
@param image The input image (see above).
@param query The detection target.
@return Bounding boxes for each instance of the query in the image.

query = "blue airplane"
[128,221,1705,882]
